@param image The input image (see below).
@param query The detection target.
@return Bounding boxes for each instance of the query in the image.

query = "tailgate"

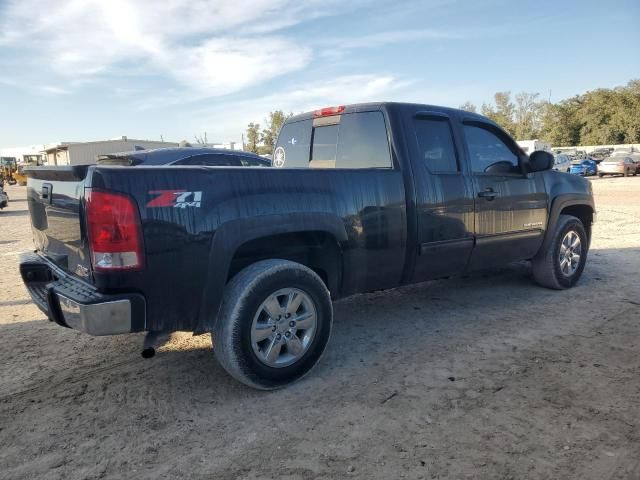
[26,166,93,280]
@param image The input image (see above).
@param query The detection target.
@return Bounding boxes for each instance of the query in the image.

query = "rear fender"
[196,213,347,332]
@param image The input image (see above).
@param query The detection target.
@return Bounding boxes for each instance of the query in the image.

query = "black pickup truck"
[20,102,595,389]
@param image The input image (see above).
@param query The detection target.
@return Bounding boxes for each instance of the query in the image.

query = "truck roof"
[286,102,491,124]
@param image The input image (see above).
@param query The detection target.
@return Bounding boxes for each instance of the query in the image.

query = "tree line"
[460,79,640,146]
[245,80,639,153]
[245,110,293,155]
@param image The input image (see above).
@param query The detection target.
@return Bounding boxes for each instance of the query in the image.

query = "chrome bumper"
[20,252,146,335]
[58,295,133,335]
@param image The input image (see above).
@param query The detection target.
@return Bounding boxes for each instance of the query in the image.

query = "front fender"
[539,193,595,255]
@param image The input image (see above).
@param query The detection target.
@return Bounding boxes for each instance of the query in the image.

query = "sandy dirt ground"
[0,178,639,480]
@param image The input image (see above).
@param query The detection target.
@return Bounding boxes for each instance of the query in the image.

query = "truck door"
[409,113,475,282]
[461,121,548,270]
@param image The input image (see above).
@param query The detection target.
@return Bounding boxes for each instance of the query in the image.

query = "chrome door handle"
[478,189,497,200]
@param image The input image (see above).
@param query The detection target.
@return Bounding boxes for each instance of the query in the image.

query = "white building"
[516,139,551,155]
[186,141,242,151]
[42,137,179,165]
[0,144,48,163]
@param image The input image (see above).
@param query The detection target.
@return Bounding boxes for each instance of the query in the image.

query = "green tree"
[246,122,261,154]
[577,82,640,145]
[616,81,640,142]
[539,97,582,146]
[459,101,477,113]
[481,91,515,135]
[513,92,543,140]
[473,79,640,147]
[260,110,293,154]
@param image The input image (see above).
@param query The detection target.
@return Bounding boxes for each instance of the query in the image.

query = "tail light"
[313,105,345,117]
[85,189,144,271]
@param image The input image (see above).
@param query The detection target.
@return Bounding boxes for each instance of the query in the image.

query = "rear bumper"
[19,252,146,335]
[599,166,625,174]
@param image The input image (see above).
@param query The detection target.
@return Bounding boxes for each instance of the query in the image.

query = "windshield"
[1,157,17,167]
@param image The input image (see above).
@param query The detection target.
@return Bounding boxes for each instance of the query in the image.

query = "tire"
[213,259,333,390]
[532,215,588,290]
[598,173,604,178]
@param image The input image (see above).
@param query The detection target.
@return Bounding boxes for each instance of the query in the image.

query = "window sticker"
[273,146,286,168]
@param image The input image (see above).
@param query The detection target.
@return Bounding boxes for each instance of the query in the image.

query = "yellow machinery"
[1,157,17,185]
[14,155,43,186]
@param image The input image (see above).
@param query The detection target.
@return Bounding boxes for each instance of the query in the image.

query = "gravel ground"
[0,178,639,480]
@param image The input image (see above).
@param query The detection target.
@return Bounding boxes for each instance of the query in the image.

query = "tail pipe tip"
[141,331,171,359]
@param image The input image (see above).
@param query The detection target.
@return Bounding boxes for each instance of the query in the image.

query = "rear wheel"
[532,215,588,289]
[213,259,333,390]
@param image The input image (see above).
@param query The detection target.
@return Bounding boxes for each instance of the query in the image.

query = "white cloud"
[166,37,311,97]
[36,85,72,96]
[192,74,415,141]
[0,0,331,97]
[0,0,466,105]
[322,28,464,51]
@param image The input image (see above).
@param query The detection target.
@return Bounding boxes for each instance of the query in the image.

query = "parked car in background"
[97,147,272,167]
[598,156,638,177]
[553,154,571,172]
[570,158,598,176]
[590,148,614,162]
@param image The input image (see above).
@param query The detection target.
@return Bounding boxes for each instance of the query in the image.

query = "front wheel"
[213,259,333,390]
[532,215,588,289]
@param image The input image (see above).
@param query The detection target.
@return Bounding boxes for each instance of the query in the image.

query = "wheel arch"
[196,213,347,332]
[539,194,595,255]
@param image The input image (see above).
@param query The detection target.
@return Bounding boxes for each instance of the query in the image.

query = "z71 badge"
[147,190,203,208]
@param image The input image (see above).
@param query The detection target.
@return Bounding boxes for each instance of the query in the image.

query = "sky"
[0,0,639,148]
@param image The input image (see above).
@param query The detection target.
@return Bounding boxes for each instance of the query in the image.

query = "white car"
[553,154,571,173]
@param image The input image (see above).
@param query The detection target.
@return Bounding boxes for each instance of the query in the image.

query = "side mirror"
[528,150,554,172]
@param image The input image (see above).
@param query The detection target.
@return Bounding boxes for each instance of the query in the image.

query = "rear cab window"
[275,111,392,169]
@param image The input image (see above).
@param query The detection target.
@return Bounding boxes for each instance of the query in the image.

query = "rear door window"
[334,111,391,168]
[275,111,392,169]
[413,117,458,173]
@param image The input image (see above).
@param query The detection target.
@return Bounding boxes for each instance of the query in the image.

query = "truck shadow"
[0,209,28,217]
[0,247,637,408]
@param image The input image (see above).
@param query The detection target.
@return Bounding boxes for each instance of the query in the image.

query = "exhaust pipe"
[141,331,171,358]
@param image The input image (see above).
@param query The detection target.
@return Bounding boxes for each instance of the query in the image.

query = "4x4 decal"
[147,190,202,208]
